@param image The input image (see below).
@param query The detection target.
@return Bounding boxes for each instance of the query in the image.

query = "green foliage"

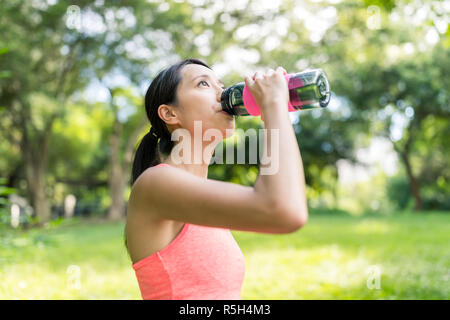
[0,177,14,219]
[363,0,397,11]
[0,48,11,81]
[386,174,412,210]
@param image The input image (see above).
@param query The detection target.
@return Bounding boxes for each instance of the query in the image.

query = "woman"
[125,58,308,300]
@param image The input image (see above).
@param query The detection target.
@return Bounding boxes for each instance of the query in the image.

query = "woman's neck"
[163,157,210,180]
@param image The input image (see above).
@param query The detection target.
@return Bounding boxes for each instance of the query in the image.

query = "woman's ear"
[158,104,181,127]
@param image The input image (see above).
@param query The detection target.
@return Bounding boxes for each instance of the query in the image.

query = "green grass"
[1,211,449,299]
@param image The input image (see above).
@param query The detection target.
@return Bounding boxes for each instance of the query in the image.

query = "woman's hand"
[244,66,288,122]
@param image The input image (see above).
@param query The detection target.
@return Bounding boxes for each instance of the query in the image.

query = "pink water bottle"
[220,68,331,116]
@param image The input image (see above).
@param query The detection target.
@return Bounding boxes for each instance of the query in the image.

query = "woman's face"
[159,64,235,140]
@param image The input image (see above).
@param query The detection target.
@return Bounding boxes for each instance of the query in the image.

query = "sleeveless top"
[132,163,246,300]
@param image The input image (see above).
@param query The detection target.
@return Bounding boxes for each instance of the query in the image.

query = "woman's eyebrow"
[192,74,224,86]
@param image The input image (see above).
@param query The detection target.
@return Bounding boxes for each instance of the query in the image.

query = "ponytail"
[130,125,177,186]
[130,129,160,186]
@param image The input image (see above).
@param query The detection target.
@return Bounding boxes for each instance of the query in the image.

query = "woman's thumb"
[244,75,253,87]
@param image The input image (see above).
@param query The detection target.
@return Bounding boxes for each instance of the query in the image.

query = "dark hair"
[130,58,211,186]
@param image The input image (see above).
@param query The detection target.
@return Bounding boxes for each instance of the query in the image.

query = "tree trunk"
[392,117,423,212]
[107,115,148,220]
[399,150,423,211]
[29,174,51,224]
[107,116,126,220]
[23,129,52,225]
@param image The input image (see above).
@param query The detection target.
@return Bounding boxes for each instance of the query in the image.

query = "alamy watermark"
[66,264,81,290]
[366,265,382,290]
[168,121,280,175]
[366,5,381,30]
[65,5,81,31]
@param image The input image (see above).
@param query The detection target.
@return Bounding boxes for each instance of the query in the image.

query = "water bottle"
[220,68,331,116]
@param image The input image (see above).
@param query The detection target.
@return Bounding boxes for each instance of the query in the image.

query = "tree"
[319,1,450,210]
[0,1,94,224]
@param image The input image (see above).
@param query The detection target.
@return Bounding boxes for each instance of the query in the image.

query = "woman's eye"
[198,80,225,89]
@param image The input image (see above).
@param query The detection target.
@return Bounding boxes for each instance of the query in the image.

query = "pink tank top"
[132,163,246,300]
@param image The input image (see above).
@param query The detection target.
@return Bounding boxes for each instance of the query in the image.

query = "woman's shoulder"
[132,163,175,191]
[126,164,184,264]
[129,163,187,216]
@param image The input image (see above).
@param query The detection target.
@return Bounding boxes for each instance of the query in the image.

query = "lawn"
[1,211,449,299]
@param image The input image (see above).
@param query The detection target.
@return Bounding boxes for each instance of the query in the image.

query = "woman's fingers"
[244,75,253,86]
[266,68,275,77]
[246,67,287,87]
[276,66,287,75]
[253,71,263,81]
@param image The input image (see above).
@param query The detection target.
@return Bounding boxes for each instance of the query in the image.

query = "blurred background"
[0,0,448,299]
